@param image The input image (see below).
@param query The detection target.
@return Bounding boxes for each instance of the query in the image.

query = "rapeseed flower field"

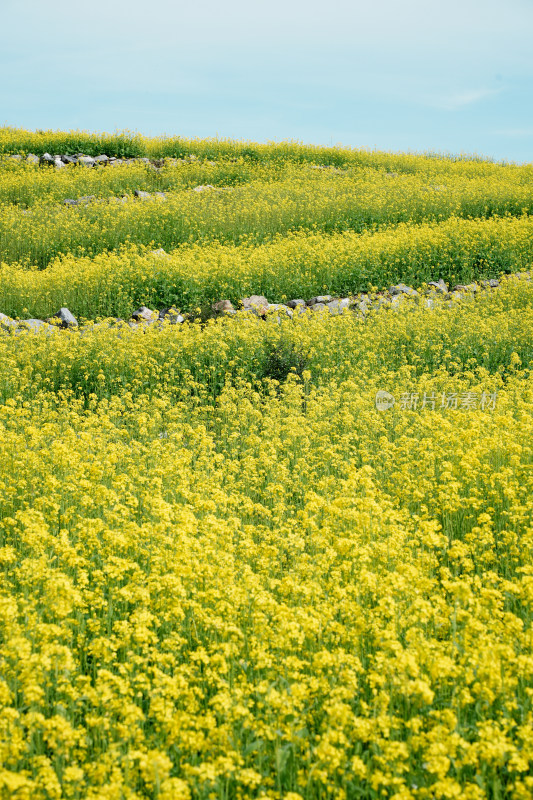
[0,128,532,799]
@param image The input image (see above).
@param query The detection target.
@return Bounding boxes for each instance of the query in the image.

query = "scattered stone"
[158,307,184,324]
[390,283,418,297]
[287,299,306,309]
[132,306,156,321]
[445,291,464,303]
[64,195,96,207]
[40,153,55,165]
[482,278,500,289]
[19,319,53,333]
[52,307,78,328]
[354,297,371,314]
[61,155,78,164]
[94,154,109,163]
[293,304,310,316]
[212,300,235,314]
[151,248,169,257]
[375,297,392,309]
[267,303,293,318]
[154,192,167,200]
[9,154,22,161]
[427,279,448,293]
[452,283,478,293]
[242,295,269,315]
[307,295,333,306]
[192,184,215,192]
[310,302,327,311]
[77,156,95,167]
[26,154,40,164]
[327,298,352,314]
[0,313,17,330]
[134,190,152,200]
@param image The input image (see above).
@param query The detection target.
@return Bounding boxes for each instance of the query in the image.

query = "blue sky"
[1,0,532,163]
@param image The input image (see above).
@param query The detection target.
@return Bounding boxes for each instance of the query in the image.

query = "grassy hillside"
[0,128,532,800]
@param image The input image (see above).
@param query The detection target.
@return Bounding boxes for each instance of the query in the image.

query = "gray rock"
[307,295,332,306]
[424,297,435,309]
[192,184,215,192]
[108,159,124,166]
[158,307,185,324]
[54,158,66,169]
[52,307,78,328]
[132,306,156,321]
[445,291,464,303]
[154,192,167,199]
[310,302,327,311]
[242,295,269,313]
[486,278,499,289]
[267,303,293,318]
[61,155,78,164]
[19,319,53,333]
[427,279,448,293]
[390,283,418,296]
[327,297,352,314]
[0,313,17,330]
[151,248,169,257]
[354,297,371,315]
[94,154,109,163]
[40,153,55,165]
[77,156,95,167]
[64,195,96,207]
[26,154,40,165]
[212,299,235,314]
[134,190,152,200]
[9,154,22,161]
[452,283,478,293]
[287,298,306,309]
[375,297,392,309]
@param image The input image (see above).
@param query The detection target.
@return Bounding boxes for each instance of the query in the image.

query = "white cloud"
[426,88,503,111]
[492,127,533,137]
